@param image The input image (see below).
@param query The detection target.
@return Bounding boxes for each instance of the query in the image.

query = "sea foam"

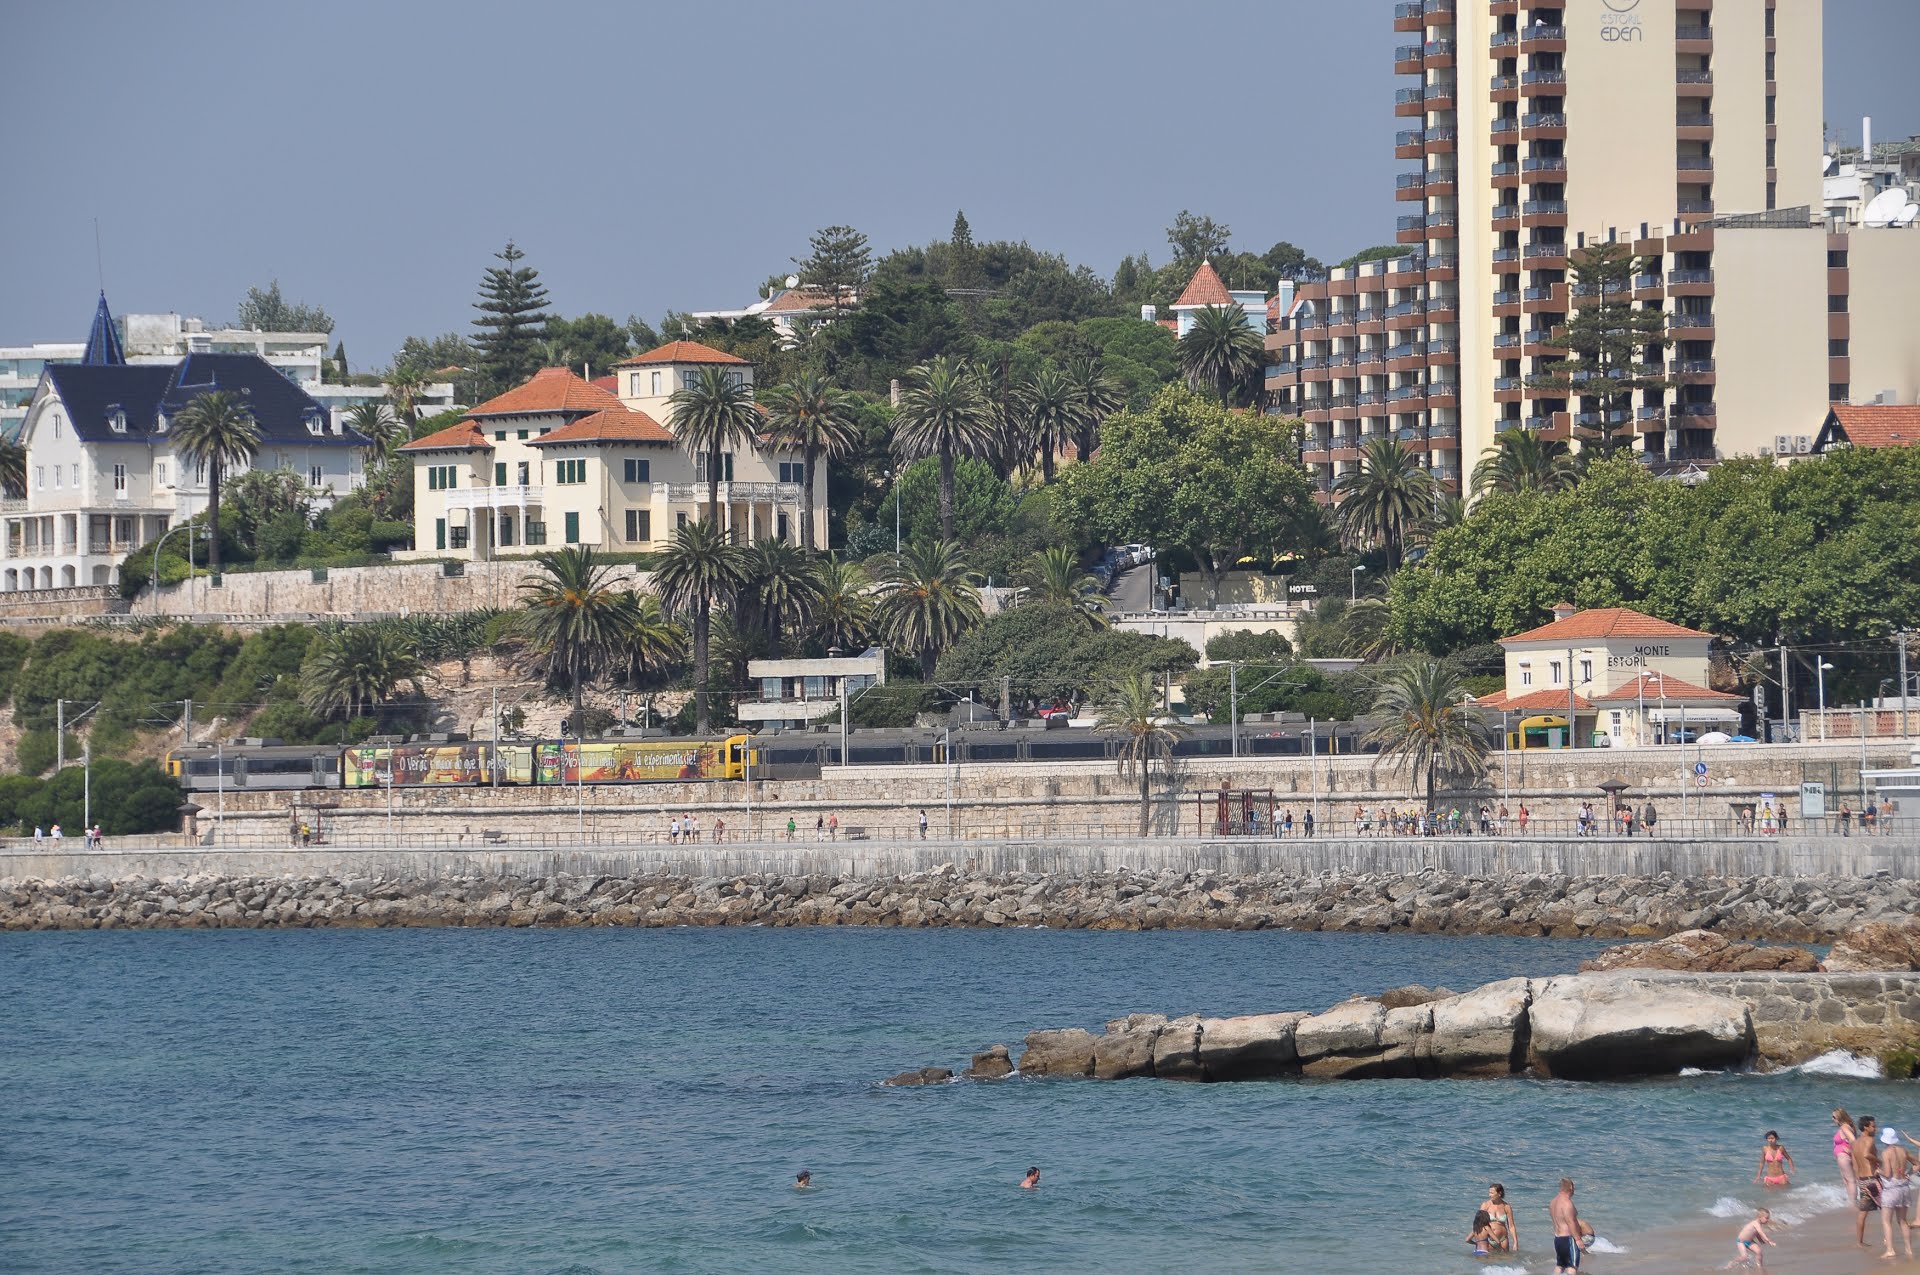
[1787,1049,1881,1079]
[1585,1236,1629,1254]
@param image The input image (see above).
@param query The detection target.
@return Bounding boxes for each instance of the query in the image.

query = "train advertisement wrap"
[535,740,725,783]
[344,744,535,787]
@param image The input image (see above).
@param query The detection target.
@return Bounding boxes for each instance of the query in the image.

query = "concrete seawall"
[4,834,1918,886]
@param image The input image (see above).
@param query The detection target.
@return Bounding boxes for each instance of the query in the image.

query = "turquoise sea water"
[0,927,1892,1273]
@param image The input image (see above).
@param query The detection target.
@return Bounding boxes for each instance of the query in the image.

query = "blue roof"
[82,292,126,366]
[42,353,369,448]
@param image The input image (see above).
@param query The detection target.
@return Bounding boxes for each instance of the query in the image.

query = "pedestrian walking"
[786,816,796,841]
[1839,803,1853,837]
[713,817,726,843]
[918,810,929,839]
[828,813,839,841]
[50,823,62,840]
[1517,804,1531,835]
[815,815,826,842]
[1302,809,1315,837]
[33,824,44,841]
[1642,800,1658,838]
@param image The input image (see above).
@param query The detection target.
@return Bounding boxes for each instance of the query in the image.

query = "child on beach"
[1754,1130,1795,1188]
[1725,1209,1775,1269]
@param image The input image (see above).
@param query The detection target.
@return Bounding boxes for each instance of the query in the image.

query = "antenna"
[94,217,105,292]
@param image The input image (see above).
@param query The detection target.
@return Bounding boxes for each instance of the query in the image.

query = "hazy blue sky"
[6,1,1916,368]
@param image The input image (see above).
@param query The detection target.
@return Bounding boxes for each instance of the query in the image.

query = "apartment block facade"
[1269,0,1920,499]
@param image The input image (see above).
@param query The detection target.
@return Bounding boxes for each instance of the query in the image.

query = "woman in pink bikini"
[1754,1129,1795,1188]
[1834,1109,1860,1197]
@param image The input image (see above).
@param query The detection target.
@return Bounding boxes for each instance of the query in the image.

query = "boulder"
[1294,998,1385,1061]
[1825,917,1920,973]
[1019,1028,1098,1078]
[1151,1016,1206,1080]
[964,1045,1013,1080]
[1526,974,1754,1079]
[1422,977,1531,1077]
[1580,929,1819,974]
[883,1066,953,1087]
[1092,1025,1162,1080]
[1378,984,1453,1009]
[1195,1012,1307,1081]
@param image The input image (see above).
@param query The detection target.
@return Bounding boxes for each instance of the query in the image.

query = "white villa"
[1,296,373,593]
[399,340,825,558]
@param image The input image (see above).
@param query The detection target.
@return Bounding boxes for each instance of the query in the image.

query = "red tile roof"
[400,418,490,452]
[465,367,623,418]
[528,405,676,446]
[615,340,751,367]
[1592,672,1740,704]
[590,374,619,394]
[1503,607,1712,645]
[1825,404,1920,449]
[1476,688,1594,712]
[1173,261,1234,308]
[765,287,844,314]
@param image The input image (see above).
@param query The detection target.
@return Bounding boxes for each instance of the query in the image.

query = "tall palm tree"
[891,356,993,541]
[653,519,753,732]
[669,365,763,527]
[299,626,425,720]
[516,546,636,716]
[170,389,261,575]
[344,401,404,465]
[615,590,686,688]
[874,538,983,678]
[1093,670,1191,836]
[1178,304,1263,405]
[1363,660,1490,814]
[1016,365,1084,484]
[1020,546,1109,628]
[0,438,26,499]
[1334,436,1435,570]
[1065,354,1124,463]
[811,558,874,653]
[741,539,822,653]
[761,371,861,555]
[385,363,427,430]
[1472,427,1578,497]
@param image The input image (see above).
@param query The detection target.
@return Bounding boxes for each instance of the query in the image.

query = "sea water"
[0,927,1893,1273]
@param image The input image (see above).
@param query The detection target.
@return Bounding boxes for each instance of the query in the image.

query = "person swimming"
[794,1170,811,1189]
[1467,1183,1516,1254]
[1755,1130,1795,1188]
[1019,1167,1041,1190]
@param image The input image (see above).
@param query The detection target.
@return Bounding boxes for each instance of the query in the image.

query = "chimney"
[1863,115,1872,161]
[1551,601,1577,623]
[889,378,902,408]
[1140,304,1157,323]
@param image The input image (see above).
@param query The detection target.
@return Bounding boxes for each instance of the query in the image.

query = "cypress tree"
[471,240,551,396]
[1528,242,1670,456]
[331,340,348,384]
[948,210,980,289]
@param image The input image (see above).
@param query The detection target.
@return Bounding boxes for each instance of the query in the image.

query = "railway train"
[164,721,1379,794]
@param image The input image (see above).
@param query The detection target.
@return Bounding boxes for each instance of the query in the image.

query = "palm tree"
[170,389,261,575]
[516,546,636,716]
[1334,437,1435,570]
[1363,660,1490,814]
[386,363,427,430]
[1178,304,1263,405]
[653,519,752,733]
[1065,354,1124,463]
[1016,365,1084,484]
[615,591,686,688]
[669,365,763,525]
[1020,547,1109,628]
[344,401,404,465]
[1472,427,1578,497]
[1093,670,1191,836]
[761,371,861,555]
[0,438,26,499]
[741,539,822,653]
[891,356,993,541]
[299,625,425,720]
[812,558,874,654]
[874,538,983,678]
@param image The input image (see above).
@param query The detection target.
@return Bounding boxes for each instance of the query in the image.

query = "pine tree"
[948,210,980,289]
[793,225,870,316]
[950,209,973,251]
[1527,242,1670,456]
[471,240,551,396]
[331,340,348,384]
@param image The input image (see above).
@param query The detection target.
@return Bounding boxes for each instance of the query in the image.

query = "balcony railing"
[1493,290,1521,306]
[1522,284,1556,301]
[1491,161,1519,177]
[1522,155,1568,173]
[1676,68,1713,84]
[1523,328,1558,344]
[1396,214,1425,232]
[1395,44,1423,63]
[1521,69,1566,86]
[1521,24,1566,42]
[1669,312,1715,328]
[1677,198,1715,214]
[1397,172,1426,189]
[1667,268,1713,284]
[1387,385,1427,402]
[1523,242,1568,258]
[1489,74,1518,92]
[1490,30,1518,48]
[1423,39,1455,56]
[442,484,546,510]
[1395,88,1426,105]
[1425,210,1458,227]
[1522,112,1567,128]
[1523,415,1554,431]
[1396,129,1426,147]
[1675,401,1718,417]
[1492,203,1519,220]
[1491,118,1518,135]
[1386,341,1426,359]
[1428,338,1461,354]
[1523,198,1569,215]
[1676,111,1714,127]
[1494,333,1522,348]
[1385,300,1426,317]
[1638,405,1667,422]
[1633,273,1663,290]
[1426,125,1458,143]
[1674,24,1712,41]
[1676,156,1714,170]
[1265,363,1297,379]
[1495,376,1523,391]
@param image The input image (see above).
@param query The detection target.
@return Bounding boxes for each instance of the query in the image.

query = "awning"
[1646,706,1741,723]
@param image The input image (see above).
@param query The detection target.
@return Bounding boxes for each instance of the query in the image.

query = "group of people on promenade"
[1835,1109,1917,1260]
[30,822,103,847]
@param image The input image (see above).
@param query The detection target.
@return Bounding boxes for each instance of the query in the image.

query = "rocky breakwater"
[5,865,1919,937]
[905,965,1920,1087]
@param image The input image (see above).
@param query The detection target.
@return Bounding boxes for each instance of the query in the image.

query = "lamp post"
[1817,660,1834,741]
[148,521,204,616]
[1351,564,1366,603]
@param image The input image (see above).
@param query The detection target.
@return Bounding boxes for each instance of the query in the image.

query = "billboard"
[535,739,726,783]
[343,744,535,787]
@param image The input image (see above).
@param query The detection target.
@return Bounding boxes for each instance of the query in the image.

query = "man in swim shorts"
[1855,1115,1883,1247]
[1549,1177,1585,1272]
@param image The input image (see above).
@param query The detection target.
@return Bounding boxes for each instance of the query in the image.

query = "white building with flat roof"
[739,648,887,732]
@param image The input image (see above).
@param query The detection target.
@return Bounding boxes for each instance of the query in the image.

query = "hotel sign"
[1607,644,1672,669]
[1600,0,1643,43]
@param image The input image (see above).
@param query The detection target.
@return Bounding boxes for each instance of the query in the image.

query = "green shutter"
[495,462,506,486]
[564,512,579,543]
[435,518,446,550]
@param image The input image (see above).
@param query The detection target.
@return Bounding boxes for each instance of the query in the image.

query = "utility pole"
[1566,645,1577,749]
[56,699,64,770]
[183,698,193,748]
[1900,630,1911,740]
[840,680,850,767]
[1229,662,1239,759]
[490,687,499,788]
[1778,643,1790,741]
[1000,675,1011,727]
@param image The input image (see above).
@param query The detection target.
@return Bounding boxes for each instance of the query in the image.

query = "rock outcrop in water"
[1826,915,1920,972]
[1579,929,1821,974]
[4,866,1916,940]
[920,970,1920,1085]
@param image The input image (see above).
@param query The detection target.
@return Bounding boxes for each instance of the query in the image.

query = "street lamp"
[1351,564,1367,603]
[148,522,206,616]
[1817,660,1835,741]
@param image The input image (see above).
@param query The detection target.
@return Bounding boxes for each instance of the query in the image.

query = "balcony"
[1637,405,1667,424]
[1522,155,1567,174]
[1521,111,1566,130]
[1385,341,1426,360]
[1493,332,1522,348]
[1387,385,1427,402]
[1494,376,1523,391]
[1490,30,1518,49]
[1667,267,1713,291]
[1522,284,1556,301]
[1674,401,1718,420]
[1265,363,1297,380]
[1424,81,1457,108]
[1384,299,1426,317]
[1521,68,1566,90]
[1421,0,1454,21]
[1395,44,1425,73]
[1395,128,1426,157]
[1675,23,1712,49]
[1677,198,1714,216]
[1396,171,1426,192]
[1425,124,1458,146]
[1676,155,1714,171]
[1669,311,1715,332]
[1491,202,1520,227]
[1396,214,1426,233]
[1395,87,1426,115]
[1676,68,1713,84]
[1492,289,1521,307]
[1491,117,1518,137]
[1676,110,1714,139]
[1490,161,1520,183]
[1523,242,1568,260]
[1489,73,1518,96]
[442,483,546,511]
[1423,38,1455,58]
[1425,210,1458,228]
[1519,24,1566,49]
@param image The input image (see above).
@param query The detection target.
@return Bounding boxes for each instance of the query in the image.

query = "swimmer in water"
[1755,1129,1794,1188]
[1020,1167,1040,1190]
[794,1170,811,1189]
[1724,1208,1775,1269]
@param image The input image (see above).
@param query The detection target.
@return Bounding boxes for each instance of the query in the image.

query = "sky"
[5,0,1917,368]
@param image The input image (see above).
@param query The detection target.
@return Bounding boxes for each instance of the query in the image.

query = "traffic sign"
[1693,761,1709,777]
[1696,776,1709,788]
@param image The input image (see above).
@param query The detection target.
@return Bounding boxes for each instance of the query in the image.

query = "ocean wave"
[1482,1265,1529,1275]
[1787,1049,1881,1079]
[1678,1066,1715,1077]
[1585,1236,1628,1254]
[1705,1195,1751,1218]
[1703,1182,1849,1226]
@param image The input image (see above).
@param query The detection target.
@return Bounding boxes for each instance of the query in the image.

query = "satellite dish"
[1862,188,1906,226]
[1893,203,1920,227]
[785,274,800,289]
[1822,154,1834,174]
